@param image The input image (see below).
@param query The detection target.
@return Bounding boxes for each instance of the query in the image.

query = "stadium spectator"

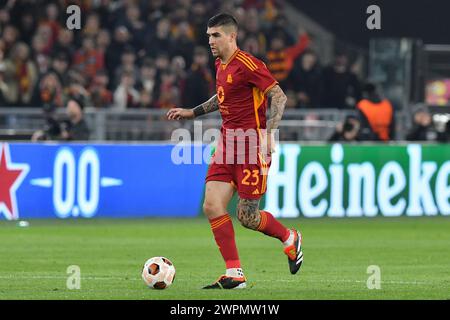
[328,115,361,142]
[16,11,36,44]
[405,107,437,141]
[265,28,310,88]
[121,4,148,53]
[171,55,187,96]
[34,53,52,77]
[289,50,321,108]
[154,53,171,73]
[73,36,105,82]
[321,53,361,109]
[136,59,157,97]
[183,46,214,107]
[171,20,196,67]
[356,83,394,141]
[60,97,90,141]
[267,14,296,46]
[436,119,450,143]
[242,34,265,61]
[243,8,267,57]
[145,18,174,58]
[113,46,139,87]
[31,108,64,142]
[189,1,209,46]
[83,13,101,40]
[66,76,92,109]
[4,42,38,106]
[40,2,61,50]
[137,89,156,109]
[50,51,70,87]
[2,24,19,55]
[52,29,75,62]
[89,70,113,109]
[31,71,64,110]
[35,23,55,55]
[0,7,10,29]
[31,97,90,141]
[96,29,111,56]
[0,62,10,105]
[113,71,140,110]
[155,70,180,109]
[0,0,372,122]
[106,26,131,80]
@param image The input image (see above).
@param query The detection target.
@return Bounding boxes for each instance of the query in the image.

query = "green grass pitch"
[0,216,449,300]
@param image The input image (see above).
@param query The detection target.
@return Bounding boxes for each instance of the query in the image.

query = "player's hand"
[261,130,276,163]
[166,108,195,120]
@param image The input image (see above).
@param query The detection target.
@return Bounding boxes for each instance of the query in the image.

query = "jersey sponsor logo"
[217,86,225,103]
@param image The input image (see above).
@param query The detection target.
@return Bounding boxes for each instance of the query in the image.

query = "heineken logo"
[264,144,450,218]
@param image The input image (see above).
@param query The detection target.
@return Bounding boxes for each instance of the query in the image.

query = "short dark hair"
[363,82,377,95]
[207,13,238,30]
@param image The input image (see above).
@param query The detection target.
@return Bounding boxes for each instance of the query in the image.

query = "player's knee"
[202,200,223,217]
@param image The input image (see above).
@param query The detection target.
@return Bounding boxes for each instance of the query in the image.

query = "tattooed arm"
[266,85,287,132]
[192,94,219,118]
[166,95,219,120]
[264,85,287,154]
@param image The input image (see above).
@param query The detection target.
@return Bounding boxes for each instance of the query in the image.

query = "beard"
[210,48,219,58]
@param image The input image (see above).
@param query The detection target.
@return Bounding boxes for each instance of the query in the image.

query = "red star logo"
[0,143,29,220]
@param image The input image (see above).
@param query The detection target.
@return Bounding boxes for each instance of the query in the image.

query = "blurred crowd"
[0,0,448,142]
[0,0,367,112]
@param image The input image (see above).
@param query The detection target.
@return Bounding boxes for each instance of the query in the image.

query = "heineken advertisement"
[262,144,450,218]
[2,142,449,220]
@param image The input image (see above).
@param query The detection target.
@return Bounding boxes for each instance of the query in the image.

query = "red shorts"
[205,151,271,200]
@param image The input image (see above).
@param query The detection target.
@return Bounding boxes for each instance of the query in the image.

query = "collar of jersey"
[221,48,240,70]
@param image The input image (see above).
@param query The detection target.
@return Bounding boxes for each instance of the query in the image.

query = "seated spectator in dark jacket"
[60,97,90,141]
[32,97,90,141]
[328,115,361,142]
[406,108,437,141]
[436,116,450,143]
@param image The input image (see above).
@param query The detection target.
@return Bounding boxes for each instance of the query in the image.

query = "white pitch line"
[0,275,441,286]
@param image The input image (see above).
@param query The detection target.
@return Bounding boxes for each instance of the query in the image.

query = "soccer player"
[167,13,303,289]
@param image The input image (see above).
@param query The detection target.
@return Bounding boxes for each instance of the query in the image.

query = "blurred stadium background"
[0,0,450,300]
[0,0,449,142]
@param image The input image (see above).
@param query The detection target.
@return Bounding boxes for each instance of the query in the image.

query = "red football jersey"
[214,49,278,157]
[215,49,277,130]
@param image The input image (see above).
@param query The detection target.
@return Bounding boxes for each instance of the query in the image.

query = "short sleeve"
[244,58,278,95]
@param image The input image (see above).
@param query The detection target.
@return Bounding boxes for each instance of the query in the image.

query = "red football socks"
[257,210,290,242]
[209,214,241,269]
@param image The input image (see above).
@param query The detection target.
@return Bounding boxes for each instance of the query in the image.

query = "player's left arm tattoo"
[237,198,261,230]
[266,85,287,132]
[192,94,219,118]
